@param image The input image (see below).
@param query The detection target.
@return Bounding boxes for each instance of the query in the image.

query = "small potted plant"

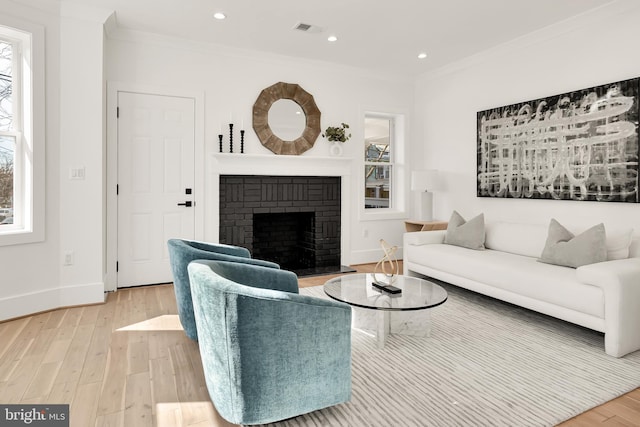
[322,123,351,156]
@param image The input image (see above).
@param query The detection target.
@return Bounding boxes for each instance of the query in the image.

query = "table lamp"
[411,170,439,221]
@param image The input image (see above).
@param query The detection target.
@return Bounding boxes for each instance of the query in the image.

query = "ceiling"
[64,0,614,77]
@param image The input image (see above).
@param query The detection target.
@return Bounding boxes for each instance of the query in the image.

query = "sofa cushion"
[407,243,604,318]
[606,228,634,260]
[539,219,606,268]
[444,211,485,250]
[485,222,636,261]
[485,221,548,258]
[630,238,640,258]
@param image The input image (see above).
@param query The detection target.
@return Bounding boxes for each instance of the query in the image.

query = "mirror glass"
[253,81,320,155]
[268,99,306,141]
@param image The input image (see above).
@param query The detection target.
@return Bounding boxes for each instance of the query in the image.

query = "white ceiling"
[65,0,614,76]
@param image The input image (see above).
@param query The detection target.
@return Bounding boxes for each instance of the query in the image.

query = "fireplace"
[253,212,315,270]
[219,175,350,276]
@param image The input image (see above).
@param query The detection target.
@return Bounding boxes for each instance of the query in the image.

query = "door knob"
[177,201,193,207]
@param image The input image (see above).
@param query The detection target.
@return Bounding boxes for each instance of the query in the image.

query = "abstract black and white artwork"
[477,77,639,203]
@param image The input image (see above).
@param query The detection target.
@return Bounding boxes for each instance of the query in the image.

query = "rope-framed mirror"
[252,82,321,155]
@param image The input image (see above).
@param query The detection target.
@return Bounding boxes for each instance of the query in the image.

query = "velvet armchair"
[167,238,279,340]
[187,259,352,425]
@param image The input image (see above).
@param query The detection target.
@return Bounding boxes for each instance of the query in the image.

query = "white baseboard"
[59,282,105,307]
[0,282,105,321]
[349,247,404,266]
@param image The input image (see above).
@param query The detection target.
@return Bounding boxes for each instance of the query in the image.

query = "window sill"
[0,228,44,247]
[359,209,408,222]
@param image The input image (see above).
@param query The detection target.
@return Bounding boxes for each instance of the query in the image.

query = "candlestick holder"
[240,129,245,154]
[229,123,234,153]
[218,134,223,153]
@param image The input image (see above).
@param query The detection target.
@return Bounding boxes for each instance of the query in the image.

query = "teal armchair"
[167,239,279,340]
[187,260,352,425]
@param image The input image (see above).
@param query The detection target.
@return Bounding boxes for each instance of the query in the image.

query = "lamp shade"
[411,170,439,192]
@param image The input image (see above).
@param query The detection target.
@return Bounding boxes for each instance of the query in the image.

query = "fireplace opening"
[253,212,315,272]
[219,175,356,277]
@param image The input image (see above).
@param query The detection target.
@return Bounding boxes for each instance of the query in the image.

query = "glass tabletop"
[324,273,448,311]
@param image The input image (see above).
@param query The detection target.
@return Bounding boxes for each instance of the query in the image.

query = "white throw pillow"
[606,228,634,260]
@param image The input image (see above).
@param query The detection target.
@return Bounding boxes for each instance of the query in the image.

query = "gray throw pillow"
[538,219,606,268]
[444,211,485,250]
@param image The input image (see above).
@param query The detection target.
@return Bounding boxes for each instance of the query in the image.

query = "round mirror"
[252,82,321,155]
[268,99,306,141]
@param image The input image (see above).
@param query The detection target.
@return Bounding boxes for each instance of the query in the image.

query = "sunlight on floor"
[116,314,184,331]
[156,401,233,427]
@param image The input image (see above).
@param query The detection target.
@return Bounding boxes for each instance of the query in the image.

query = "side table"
[404,220,448,232]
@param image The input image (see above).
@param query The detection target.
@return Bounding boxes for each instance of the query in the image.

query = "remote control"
[372,282,402,294]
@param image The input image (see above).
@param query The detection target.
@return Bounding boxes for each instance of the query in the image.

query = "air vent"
[292,22,324,33]
[294,22,312,32]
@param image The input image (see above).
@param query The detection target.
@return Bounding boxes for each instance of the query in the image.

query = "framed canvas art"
[477,77,639,203]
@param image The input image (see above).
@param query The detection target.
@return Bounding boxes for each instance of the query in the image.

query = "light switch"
[70,167,85,180]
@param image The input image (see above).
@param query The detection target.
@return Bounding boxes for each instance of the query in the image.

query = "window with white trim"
[0,36,18,228]
[361,110,407,220]
[0,20,44,246]
[364,115,394,209]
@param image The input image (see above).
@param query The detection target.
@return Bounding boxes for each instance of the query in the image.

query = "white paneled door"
[117,92,195,288]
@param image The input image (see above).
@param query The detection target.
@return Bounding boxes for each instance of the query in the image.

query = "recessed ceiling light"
[328,35,338,42]
[213,12,226,20]
[418,52,428,59]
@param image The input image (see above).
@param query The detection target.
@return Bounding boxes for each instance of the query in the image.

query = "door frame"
[105,82,205,292]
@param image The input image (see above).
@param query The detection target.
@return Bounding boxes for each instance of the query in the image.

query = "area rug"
[266,283,640,427]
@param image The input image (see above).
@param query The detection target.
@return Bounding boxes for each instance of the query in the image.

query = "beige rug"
[264,283,640,427]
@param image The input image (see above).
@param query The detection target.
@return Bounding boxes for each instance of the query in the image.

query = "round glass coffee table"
[324,273,448,348]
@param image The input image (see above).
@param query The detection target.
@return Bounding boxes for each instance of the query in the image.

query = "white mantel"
[209,153,355,265]
[211,153,353,176]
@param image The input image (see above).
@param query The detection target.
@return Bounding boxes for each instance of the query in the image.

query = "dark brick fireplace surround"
[219,175,348,276]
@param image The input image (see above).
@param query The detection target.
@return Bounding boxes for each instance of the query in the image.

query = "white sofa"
[403,221,640,358]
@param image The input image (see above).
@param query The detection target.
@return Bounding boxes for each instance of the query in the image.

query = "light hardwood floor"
[0,263,638,427]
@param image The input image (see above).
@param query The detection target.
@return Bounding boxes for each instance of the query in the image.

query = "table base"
[352,307,432,348]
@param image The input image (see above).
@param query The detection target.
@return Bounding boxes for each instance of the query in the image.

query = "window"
[364,115,393,209]
[0,37,16,228]
[0,19,44,246]
[361,110,407,220]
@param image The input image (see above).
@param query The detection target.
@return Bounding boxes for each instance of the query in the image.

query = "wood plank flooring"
[0,263,638,426]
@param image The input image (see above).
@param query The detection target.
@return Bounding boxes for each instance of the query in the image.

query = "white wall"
[58,3,110,304]
[414,1,640,233]
[0,1,108,321]
[0,1,62,319]
[105,33,415,267]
